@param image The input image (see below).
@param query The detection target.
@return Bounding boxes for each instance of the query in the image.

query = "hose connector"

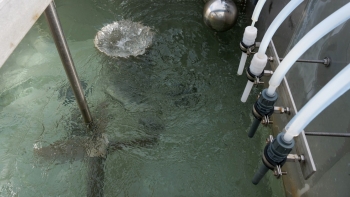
[246,53,268,84]
[252,132,295,185]
[241,26,258,55]
[248,89,278,138]
[254,89,278,118]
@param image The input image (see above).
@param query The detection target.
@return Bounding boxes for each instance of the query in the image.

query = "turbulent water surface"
[94,20,154,58]
[0,0,284,196]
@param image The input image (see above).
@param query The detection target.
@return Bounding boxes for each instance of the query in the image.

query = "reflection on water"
[0,0,284,196]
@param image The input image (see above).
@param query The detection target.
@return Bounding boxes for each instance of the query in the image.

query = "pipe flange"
[324,57,331,67]
[263,143,288,167]
[262,145,276,170]
[240,41,255,55]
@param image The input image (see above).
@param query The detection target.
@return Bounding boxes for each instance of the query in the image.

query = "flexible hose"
[283,63,350,142]
[267,2,350,96]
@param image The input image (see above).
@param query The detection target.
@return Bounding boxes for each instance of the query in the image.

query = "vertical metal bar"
[44,1,93,125]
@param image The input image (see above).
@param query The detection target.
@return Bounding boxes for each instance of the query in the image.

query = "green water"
[0,0,284,196]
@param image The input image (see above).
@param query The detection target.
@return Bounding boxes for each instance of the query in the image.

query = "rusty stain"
[10,43,14,48]
[32,13,40,21]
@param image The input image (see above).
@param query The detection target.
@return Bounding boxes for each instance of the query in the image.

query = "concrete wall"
[250,0,350,196]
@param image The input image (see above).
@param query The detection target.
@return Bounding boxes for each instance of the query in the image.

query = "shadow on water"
[35,47,170,196]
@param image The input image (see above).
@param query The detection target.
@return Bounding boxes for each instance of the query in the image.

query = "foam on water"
[94,20,154,58]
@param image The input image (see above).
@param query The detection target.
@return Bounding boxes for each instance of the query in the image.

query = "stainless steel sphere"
[203,0,238,32]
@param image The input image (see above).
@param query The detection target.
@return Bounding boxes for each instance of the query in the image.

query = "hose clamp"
[240,41,255,55]
[252,105,263,120]
[262,145,275,170]
[246,67,264,82]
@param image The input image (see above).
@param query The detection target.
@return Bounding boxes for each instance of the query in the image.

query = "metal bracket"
[264,70,274,76]
[254,76,264,85]
[252,70,274,86]
[274,106,290,115]
[286,154,305,162]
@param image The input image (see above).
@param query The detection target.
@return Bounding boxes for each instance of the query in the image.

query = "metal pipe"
[248,118,261,138]
[280,58,323,64]
[279,57,330,66]
[252,163,270,185]
[44,2,93,125]
[305,132,350,137]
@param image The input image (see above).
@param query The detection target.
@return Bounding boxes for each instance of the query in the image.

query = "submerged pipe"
[44,2,93,125]
[267,2,350,96]
[240,0,303,102]
[283,63,350,142]
[252,162,270,185]
[248,118,261,138]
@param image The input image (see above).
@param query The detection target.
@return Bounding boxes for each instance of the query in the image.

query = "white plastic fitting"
[242,26,258,46]
[237,26,258,75]
[283,63,350,142]
[250,53,268,76]
[240,54,267,102]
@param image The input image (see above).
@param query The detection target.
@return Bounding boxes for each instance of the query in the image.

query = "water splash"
[94,20,154,58]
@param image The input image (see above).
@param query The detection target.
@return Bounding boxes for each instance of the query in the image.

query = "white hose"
[251,0,266,26]
[283,63,350,142]
[258,0,303,55]
[240,0,303,100]
[267,2,350,96]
